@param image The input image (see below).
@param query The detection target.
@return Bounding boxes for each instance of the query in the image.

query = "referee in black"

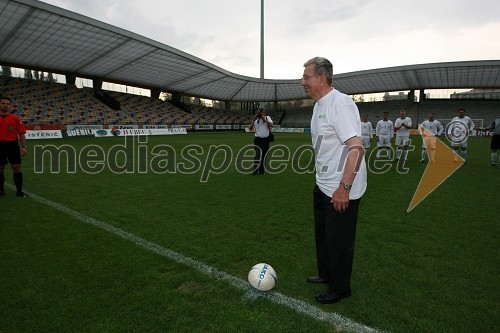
[0,96,28,197]
[249,108,273,175]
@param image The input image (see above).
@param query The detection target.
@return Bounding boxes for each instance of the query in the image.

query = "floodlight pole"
[260,0,264,79]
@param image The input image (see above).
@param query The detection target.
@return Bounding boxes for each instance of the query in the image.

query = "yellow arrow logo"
[407,127,464,212]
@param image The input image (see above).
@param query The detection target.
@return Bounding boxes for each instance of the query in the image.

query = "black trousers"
[253,137,269,174]
[313,185,361,294]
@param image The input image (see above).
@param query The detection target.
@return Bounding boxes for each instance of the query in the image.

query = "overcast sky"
[41,0,500,79]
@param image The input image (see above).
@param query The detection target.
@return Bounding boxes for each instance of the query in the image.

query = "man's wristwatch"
[341,181,352,190]
[22,145,27,149]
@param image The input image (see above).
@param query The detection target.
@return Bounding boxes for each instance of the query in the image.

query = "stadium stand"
[278,107,314,128]
[1,77,116,127]
[186,104,283,126]
[105,90,191,125]
[1,75,496,129]
[356,99,500,127]
[0,76,272,128]
[280,99,500,128]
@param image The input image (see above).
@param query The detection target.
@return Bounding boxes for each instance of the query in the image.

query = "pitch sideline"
[6,184,385,333]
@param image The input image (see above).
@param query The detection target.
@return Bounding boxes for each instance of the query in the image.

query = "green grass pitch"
[1,132,498,332]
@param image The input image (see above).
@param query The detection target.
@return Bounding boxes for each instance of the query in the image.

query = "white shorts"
[395,136,410,146]
[362,135,371,148]
[451,139,468,148]
[377,135,391,147]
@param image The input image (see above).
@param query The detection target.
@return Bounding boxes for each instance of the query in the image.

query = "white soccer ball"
[248,263,277,291]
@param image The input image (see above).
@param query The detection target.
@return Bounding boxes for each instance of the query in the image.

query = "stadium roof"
[1,0,500,102]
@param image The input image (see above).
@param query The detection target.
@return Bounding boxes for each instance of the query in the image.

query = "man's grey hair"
[303,57,333,86]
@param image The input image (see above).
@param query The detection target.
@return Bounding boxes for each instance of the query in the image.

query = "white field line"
[7,184,386,333]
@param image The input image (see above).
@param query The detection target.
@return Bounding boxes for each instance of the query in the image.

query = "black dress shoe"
[315,290,352,304]
[307,276,329,284]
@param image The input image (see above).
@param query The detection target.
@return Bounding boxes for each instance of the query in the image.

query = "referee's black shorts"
[0,140,22,165]
[491,135,500,150]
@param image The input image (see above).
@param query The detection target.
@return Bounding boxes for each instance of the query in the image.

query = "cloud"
[40,0,500,79]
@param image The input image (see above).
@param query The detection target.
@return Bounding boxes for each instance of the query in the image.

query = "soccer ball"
[247,263,277,291]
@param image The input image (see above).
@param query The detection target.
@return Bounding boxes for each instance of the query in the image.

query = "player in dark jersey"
[0,96,28,197]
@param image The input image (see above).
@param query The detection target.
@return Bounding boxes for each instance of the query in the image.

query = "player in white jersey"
[419,113,443,163]
[394,110,412,161]
[375,112,393,158]
[448,108,475,163]
[360,114,373,149]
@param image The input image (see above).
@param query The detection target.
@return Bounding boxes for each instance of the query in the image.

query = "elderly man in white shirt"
[301,56,367,304]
